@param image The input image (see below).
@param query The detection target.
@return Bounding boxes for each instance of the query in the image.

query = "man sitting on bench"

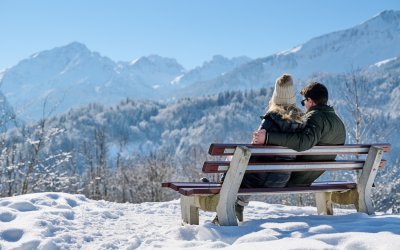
[253,81,346,187]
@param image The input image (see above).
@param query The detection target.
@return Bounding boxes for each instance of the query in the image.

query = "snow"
[374,57,398,67]
[171,74,185,85]
[130,58,140,65]
[1,193,400,249]
[277,45,303,56]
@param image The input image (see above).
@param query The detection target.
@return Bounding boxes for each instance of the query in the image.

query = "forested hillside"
[0,67,398,211]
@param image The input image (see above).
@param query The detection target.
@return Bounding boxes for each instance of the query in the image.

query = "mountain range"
[0,10,399,121]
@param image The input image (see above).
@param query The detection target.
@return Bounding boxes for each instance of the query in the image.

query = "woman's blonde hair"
[267,101,306,124]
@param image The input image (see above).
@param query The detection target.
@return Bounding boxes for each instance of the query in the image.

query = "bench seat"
[164,181,357,196]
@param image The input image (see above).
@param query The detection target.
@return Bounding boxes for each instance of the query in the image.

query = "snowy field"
[1,193,400,249]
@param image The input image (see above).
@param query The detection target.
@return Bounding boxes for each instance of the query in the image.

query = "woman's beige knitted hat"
[271,74,296,105]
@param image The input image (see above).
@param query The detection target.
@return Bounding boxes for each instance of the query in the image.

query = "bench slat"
[209,144,391,156]
[179,187,221,196]
[162,182,221,191]
[203,160,387,173]
[178,182,357,196]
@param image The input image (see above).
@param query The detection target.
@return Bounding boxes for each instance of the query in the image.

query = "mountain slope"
[171,55,252,88]
[178,10,400,97]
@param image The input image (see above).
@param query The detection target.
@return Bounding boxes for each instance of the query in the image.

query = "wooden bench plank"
[162,182,221,191]
[209,144,391,156]
[179,187,221,196]
[202,160,387,173]
[178,182,357,196]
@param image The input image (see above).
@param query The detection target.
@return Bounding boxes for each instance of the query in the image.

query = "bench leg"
[315,192,333,215]
[216,146,251,226]
[357,146,384,215]
[180,196,199,225]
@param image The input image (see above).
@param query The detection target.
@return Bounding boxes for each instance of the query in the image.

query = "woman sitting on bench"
[204,74,306,223]
[235,74,306,219]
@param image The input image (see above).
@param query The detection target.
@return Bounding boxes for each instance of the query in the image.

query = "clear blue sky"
[1,0,399,70]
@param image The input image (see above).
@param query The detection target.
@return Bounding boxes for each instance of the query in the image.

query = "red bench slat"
[179,187,221,196]
[162,182,221,191]
[202,160,387,173]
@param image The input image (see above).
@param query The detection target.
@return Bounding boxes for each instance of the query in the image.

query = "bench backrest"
[209,143,391,156]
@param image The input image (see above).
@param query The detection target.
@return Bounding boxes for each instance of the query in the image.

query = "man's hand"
[252,129,266,144]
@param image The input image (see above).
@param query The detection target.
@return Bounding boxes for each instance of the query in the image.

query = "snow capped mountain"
[287,10,400,74]
[1,10,400,120]
[127,55,184,89]
[171,55,251,88]
[0,44,251,119]
[0,43,184,120]
[177,10,400,97]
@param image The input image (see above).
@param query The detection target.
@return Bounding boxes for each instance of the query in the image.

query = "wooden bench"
[162,143,391,226]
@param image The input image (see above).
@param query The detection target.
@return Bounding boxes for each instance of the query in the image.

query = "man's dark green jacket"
[267,105,346,186]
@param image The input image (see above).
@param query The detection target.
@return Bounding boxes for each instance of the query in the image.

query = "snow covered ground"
[1,193,400,249]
